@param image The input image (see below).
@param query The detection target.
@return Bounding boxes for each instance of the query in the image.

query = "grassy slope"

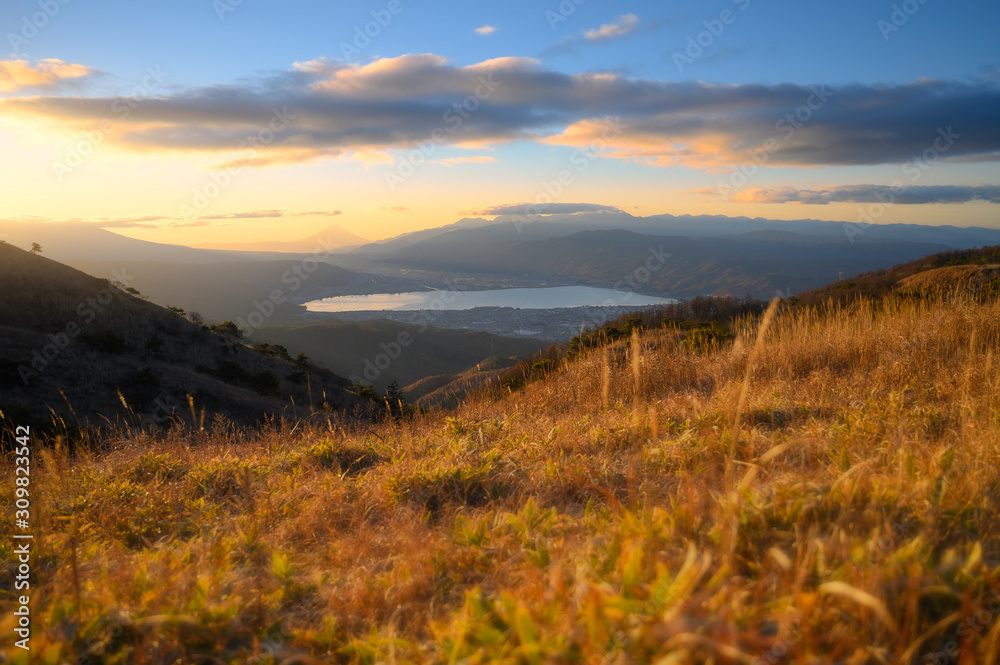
[408,355,522,410]
[796,244,1000,305]
[2,293,1000,662]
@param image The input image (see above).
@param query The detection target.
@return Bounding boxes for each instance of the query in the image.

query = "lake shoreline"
[305,285,677,313]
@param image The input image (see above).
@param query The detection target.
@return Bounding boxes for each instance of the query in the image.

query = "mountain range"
[194,224,369,253]
[5,209,1000,318]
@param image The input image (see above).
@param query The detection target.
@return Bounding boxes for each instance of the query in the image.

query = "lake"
[305,286,676,312]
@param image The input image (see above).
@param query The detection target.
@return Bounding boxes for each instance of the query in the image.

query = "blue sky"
[1,0,998,242]
[7,0,997,85]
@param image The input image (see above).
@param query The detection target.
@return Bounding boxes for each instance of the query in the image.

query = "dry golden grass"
[2,293,1000,664]
[895,265,1000,298]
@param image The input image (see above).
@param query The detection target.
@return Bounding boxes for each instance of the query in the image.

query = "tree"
[29,242,42,254]
[385,380,410,421]
[209,320,243,339]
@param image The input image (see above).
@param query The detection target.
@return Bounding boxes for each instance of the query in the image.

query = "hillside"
[796,245,1000,305]
[405,355,522,410]
[255,320,546,392]
[0,222,254,264]
[2,250,998,662]
[0,244,362,429]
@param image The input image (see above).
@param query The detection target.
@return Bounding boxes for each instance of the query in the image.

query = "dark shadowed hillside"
[0,244,362,430]
[255,319,546,392]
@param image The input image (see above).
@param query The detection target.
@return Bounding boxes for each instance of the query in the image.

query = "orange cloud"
[544,117,759,170]
[0,59,91,92]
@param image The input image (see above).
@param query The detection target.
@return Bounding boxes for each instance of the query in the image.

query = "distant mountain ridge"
[356,226,953,298]
[345,217,493,256]
[340,211,1000,258]
[0,222,241,263]
[194,224,369,253]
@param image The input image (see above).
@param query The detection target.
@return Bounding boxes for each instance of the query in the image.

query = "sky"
[0,0,998,244]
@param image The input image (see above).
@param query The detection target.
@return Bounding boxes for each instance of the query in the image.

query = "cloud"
[197,208,343,219]
[380,206,411,213]
[93,215,173,228]
[197,209,285,220]
[0,59,92,92]
[429,155,496,166]
[475,25,497,35]
[3,55,999,171]
[468,202,621,216]
[0,215,170,228]
[584,14,640,42]
[543,81,1000,169]
[542,14,644,56]
[11,209,344,229]
[168,220,213,227]
[708,184,1000,205]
